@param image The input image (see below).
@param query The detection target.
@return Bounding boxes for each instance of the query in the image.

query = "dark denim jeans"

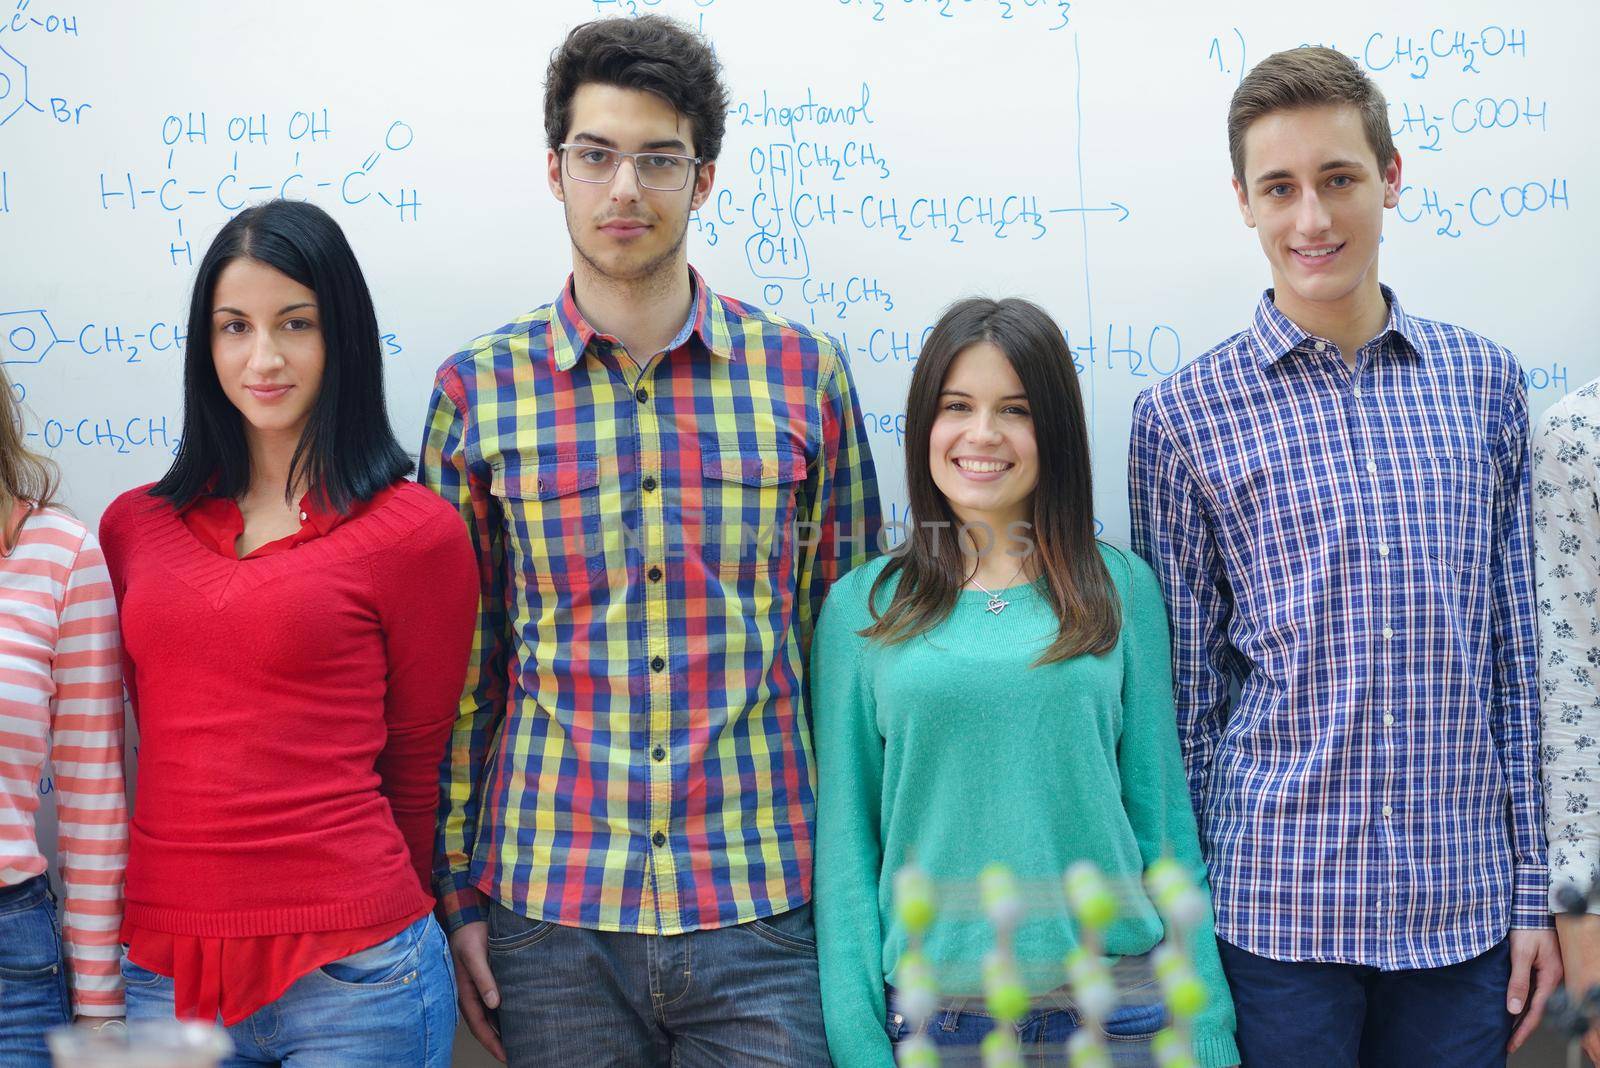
[124,913,457,1067]
[486,899,831,1067]
[0,875,70,1068]
[1217,936,1514,1067]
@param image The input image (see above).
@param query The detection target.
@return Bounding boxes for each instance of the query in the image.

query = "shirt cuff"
[1514,864,1554,927]
[435,878,490,932]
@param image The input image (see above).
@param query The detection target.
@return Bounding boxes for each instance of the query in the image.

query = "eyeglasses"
[558,143,703,191]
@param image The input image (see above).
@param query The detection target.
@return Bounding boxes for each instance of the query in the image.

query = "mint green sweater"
[811,546,1238,1067]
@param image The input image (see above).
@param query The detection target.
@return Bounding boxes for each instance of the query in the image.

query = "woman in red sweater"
[99,199,475,1067]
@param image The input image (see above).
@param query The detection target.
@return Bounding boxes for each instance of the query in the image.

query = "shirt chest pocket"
[695,445,809,577]
[493,458,605,589]
[1413,453,1495,573]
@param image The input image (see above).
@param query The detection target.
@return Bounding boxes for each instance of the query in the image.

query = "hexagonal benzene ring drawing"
[0,43,31,129]
[0,310,62,366]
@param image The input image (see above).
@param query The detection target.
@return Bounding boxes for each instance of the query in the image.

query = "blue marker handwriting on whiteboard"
[1,308,185,366]
[800,276,895,319]
[1522,364,1571,396]
[95,112,420,266]
[1389,97,1550,153]
[1297,26,1529,81]
[32,415,178,456]
[728,83,875,143]
[1396,178,1570,238]
[835,0,1069,30]
[0,308,66,365]
[0,2,87,130]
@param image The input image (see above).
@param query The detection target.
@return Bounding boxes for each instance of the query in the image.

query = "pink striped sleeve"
[50,530,128,1017]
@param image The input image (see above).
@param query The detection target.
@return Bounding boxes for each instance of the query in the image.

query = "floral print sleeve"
[1534,378,1600,911]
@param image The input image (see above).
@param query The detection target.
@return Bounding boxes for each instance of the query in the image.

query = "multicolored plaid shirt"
[1129,288,1547,970]
[420,269,880,934]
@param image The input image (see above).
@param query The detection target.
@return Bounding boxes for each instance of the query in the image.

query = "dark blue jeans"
[0,875,70,1068]
[486,900,831,1067]
[1217,937,1514,1067]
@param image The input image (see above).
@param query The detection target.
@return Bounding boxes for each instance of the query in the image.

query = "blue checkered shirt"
[1129,287,1548,970]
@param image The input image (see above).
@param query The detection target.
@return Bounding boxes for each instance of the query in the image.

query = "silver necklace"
[968,559,1027,616]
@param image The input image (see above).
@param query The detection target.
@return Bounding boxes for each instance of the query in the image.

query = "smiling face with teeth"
[929,340,1040,542]
[1233,104,1402,345]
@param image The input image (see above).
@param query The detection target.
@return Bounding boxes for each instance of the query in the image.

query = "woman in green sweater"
[811,297,1238,1066]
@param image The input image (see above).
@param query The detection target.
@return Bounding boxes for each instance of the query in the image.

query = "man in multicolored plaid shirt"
[418,16,879,1067]
[1128,48,1560,1066]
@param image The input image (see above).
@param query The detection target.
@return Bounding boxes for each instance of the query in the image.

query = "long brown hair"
[862,297,1119,664]
[0,368,59,522]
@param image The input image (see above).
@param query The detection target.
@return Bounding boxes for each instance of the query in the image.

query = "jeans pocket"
[119,951,168,989]
[0,890,63,981]
[485,905,559,955]
[320,918,427,987]
[746,903,817,956]
[1101,999,1166,1042]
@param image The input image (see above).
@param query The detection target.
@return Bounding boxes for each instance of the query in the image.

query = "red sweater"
[99,481,476,939]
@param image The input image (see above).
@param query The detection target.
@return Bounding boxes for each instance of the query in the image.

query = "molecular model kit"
[891,858,1209,1067]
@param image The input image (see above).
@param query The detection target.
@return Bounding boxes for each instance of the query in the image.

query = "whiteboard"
[5,0,1596,910]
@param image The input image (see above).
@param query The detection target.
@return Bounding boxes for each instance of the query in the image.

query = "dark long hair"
[863,297,1120,664]
[150,199,411,512]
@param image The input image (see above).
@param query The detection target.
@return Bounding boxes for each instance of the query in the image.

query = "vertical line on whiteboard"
[1073,30,1096,436]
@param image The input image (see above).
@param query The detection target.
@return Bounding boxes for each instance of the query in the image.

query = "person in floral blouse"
[1534,375,1600,1066]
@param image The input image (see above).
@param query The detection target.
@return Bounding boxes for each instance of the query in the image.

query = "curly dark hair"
[544,15,728,162]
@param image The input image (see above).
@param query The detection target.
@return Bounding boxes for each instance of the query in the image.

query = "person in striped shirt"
[1128,47,1560,1065]
[419,15,880,1066]
[0,366,128,1066]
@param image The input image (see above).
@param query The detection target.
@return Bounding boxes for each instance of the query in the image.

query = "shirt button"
[1381,804,1393,817]
[651,655,665,672]
[299,511,308,521]
[1382,626,1394,639]
[1378,544,1390,557]
[1365,460,1378,475]
[1353,387,1364,399]
[1383,713,1396,726]
[636,387,650,404]
[652,830,666,847]
[648,566,663,583]
[642,475,657,493]
[1314,340,1327,352]
[652,745,666,761]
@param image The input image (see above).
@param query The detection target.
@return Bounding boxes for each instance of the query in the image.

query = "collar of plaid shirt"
[549,267,734,371]
[1248,284,1422,368]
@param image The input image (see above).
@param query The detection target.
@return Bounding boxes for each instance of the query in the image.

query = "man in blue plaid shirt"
[1129,47,1561,1065]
